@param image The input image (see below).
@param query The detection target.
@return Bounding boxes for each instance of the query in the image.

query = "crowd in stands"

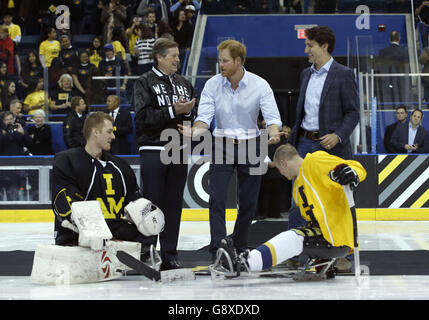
[0,0,200,156]
[202,0,414,14]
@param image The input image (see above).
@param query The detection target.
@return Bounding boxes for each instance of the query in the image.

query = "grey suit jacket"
[288,60,360,159]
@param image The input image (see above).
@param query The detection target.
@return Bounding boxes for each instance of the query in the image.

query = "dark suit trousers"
[140,150,188,262]
[208,137,262,257]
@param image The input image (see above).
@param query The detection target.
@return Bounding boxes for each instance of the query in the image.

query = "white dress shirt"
[408,122,419,152]
[195,68,282,140]
[301,57,334,131]
[110,107,119,121]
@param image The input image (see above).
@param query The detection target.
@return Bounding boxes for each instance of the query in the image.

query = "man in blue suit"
[287,26,360,272]
[289,26,359,162]
[390,109,429,153]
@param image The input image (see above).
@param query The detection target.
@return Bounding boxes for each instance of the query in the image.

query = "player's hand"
[319,133,340,150]
[329,164,359,187]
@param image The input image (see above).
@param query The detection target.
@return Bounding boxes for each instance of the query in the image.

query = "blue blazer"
[288,60,360,159]
[390,122,429,153]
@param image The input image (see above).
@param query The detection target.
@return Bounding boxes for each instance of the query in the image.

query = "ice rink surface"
[1,220,429,301]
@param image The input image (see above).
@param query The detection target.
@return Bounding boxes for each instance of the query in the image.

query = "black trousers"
[139,150,188,262]
[208,137,262,257]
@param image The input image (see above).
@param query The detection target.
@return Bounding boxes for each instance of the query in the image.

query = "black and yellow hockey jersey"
[52,147,140,226]
[293,151,367,250]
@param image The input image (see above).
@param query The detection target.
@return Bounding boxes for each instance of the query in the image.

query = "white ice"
[1,220,429,300]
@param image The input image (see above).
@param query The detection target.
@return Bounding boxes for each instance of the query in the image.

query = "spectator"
[39,27,61,68]
[144,8,159,39]
[50,74,82,115]
[170,0,201,17]
[1,80,18,111]
[376,31,410,104]
[283,0,302,13]
[2,10,22,45]
[9,99,27,128]
[101,0,127,44]
[112,26,129,61]
[98,43,128,94]
[0,61,12,88]
[391,109,429,153]
[384,106,408,153]
[137,0,169,24]
[72,50,98,99]
[87,36,104,68]
[0,26,14,75]
[105,94,132,154]
[56,34,79,75]
[170,8,194,67]
[0,110,32,155]
[158,19,174,39]
[20,51,44,94]
[27,109,53,155]
[134,25,156,74]
[2,10,22,76]
[63,96,87,149]
[378,31,409,62]
[185,5,197,25]
[126,16,144,61]
[23,78,46,115]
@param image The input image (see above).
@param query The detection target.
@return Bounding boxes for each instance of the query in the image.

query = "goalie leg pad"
[30,244,122,285]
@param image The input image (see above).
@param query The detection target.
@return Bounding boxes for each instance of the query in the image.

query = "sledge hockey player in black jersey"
[52,112,164,254]
[211,144,366,280]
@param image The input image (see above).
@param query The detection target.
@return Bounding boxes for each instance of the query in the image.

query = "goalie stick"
[342,184,361,286]
[117,250,161,281]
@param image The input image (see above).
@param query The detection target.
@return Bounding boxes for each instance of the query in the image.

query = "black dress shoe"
[160,259,183,271]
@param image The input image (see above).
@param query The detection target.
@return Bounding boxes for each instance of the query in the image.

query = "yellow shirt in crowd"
[112,40,126,61]
[3,23,21,42]
[293,151,367,252]
[39,40,61,67]
[24,90,46,115]
[126,28,138,55]
[89,50,102,68]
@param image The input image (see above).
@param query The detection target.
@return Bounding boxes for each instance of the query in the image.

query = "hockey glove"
[329,164,359,187]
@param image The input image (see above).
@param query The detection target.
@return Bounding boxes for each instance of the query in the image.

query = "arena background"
[0,1,428,222]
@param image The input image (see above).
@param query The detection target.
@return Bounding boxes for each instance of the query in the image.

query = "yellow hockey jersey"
[293,151,367,251]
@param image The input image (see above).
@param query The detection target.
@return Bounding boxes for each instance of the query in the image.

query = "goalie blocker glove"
[329,164,359,188]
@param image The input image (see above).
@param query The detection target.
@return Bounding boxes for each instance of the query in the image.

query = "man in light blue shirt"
[391,109,429,153]
[185,40,283,259]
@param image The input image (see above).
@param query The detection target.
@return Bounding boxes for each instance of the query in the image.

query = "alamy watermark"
[159,123,269,176]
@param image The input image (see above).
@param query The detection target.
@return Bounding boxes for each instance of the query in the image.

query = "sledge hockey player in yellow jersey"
[216,143,366,275]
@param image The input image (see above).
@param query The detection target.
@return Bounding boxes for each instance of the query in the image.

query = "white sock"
[247,230,304,271]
